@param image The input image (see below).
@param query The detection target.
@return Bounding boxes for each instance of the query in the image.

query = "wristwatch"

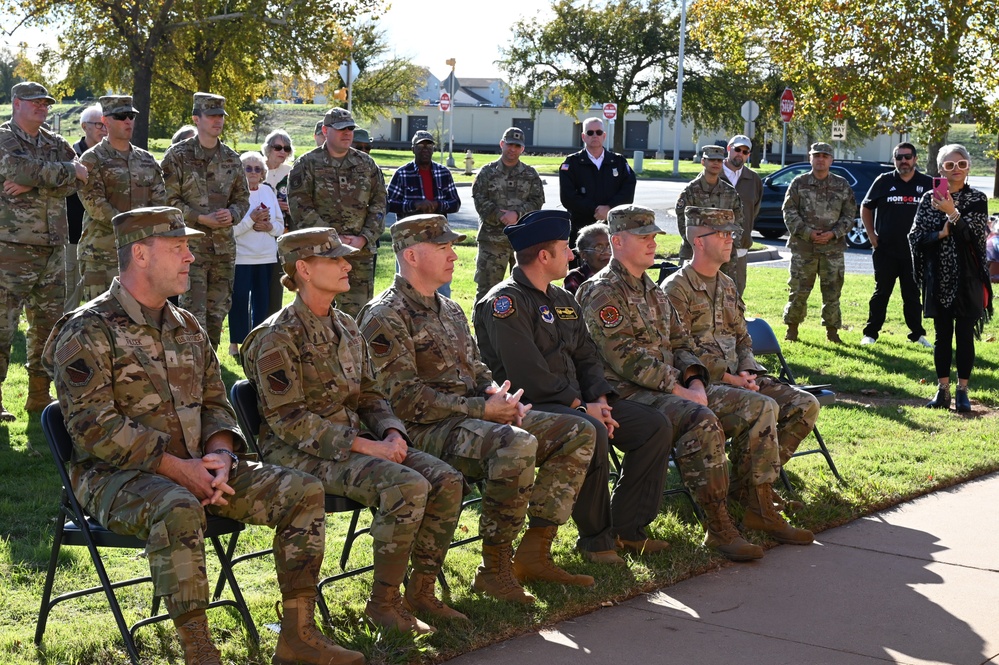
[217,449,239,477]
[576,402,588,413]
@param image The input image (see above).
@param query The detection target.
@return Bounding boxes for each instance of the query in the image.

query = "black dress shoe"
[955,388,971,413]
[925,384,950,409]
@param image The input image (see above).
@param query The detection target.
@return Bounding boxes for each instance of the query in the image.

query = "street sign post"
[779,88,795,167]
[740,100,760,147]
[831,120,847,142]
[338,60,361,114]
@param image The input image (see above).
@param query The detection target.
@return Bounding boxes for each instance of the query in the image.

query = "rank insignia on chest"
[492,295,515,318]
[66,358,94,387]
[339,176,347,186]
[555,306,577,320]
[612,168,619,177]
[369,333,392,357]
[267,369,292,394]
[599,305,622,328]
[539,305,555,324]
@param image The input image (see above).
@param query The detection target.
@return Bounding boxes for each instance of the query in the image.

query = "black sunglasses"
[110,112,137,121]
[893,153,914,160]
[270,144,292,152]
[585,129,605,136]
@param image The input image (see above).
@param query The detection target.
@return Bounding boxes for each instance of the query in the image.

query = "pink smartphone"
[933,177,948,199]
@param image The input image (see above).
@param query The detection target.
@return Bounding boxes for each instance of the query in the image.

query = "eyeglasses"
[244,165,263,173]
[697,230,736,239]
[894,153,914,161]
[24,98,53,108]
[109,112,137,121]
[941,159,969,171]
[585,129,605,136]
[270,144,292,152]
[582,244,611,255]
[335,126,356,132]
[732,147,751,155]
[83,121,106,130]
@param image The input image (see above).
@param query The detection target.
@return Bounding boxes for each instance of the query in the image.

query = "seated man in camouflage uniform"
[358,214,597,604]
[575,206,775,561]
[241,228,464,634]
[662,207,820,516]
[43,207,361,665]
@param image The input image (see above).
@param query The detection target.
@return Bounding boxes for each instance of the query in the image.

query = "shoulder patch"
[555,306,577,320]
[599,305,622,328]
[560,163,570,171]
[369,333,393,357]
[257,349,283,375]
[266,369,291,395]
[492,295,515,318]
[539,305,555,324]
[65,357,94,387]
[54,336,83,366]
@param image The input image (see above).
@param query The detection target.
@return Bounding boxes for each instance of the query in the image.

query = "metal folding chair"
[36,402,258,665]
[608,445,705,520]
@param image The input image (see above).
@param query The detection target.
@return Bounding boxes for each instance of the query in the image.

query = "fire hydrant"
[464,150,475,175]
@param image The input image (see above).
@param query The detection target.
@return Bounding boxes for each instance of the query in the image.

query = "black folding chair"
[608,446,705,520]
[37,402,259,664]
[745,317,844,488]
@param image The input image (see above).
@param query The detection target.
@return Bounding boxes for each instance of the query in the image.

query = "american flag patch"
[257,350,283,374]
[55,337,83,366]
[560,163,570,171]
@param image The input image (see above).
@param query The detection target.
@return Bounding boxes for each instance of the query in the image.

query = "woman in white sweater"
[263,129,295,316]
[229,151,284,357]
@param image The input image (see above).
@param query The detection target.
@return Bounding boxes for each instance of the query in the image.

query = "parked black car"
[753,160,894,249]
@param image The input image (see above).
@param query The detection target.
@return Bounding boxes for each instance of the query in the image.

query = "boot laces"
[180,618,219,661]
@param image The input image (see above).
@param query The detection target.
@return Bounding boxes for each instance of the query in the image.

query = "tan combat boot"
[784,323,798,342]
[174,611,221,665]
[403,571,469,622]
[742,483,814,545]
[513,526,595,586]
[365,581,435,635]
[472,543,535,604]
[0,387,15,422]
[826,327,843,344]
[616,536,671,556]
[702,499,764,561]
[25,375,52,413]
[771,487,805,514]
[273,595,365,665]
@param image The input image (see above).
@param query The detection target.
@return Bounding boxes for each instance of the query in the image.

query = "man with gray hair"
[721,135,763,295]
[64,104,107,310]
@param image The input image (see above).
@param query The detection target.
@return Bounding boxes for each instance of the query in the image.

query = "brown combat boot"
[513,526,595,587]
[174,611,221,665]
[404,571,469,622]
[743,483,814,545]
[365,581,435,635]
[25,375,52,413]
[273,595,365,665]
[472,543,535,604]
[701,499,764,561]
[616,536,671,556]
[0,387,15,422]
[826,327,843,344]
[771,487,805,514]
[784,323,798,342]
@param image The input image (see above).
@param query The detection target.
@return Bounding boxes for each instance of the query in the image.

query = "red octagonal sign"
[440,92,451,112]
[779,88,795,123]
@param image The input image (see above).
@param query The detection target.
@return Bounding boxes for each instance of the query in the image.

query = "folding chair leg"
[207,535,260,647]
[812,426,844,483]
[211,529,242,602]
[339,509,364,571]
[86,532,143,664]
[34,514,65,647]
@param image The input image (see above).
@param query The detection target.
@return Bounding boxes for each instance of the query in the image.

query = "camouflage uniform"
[287,145,386,317]
[471,157,544,302]
[241,292,462,582]
[42,278,326,618]
[782,151,857,329]
[160,96,250,347]
[674,170,743,281]
[359,273,596,544]
[0,116,78,384]
[78,138,166,300]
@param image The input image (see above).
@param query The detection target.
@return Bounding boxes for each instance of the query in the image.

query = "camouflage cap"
[314,120,324,136]
[684,206,741,232]
[607,204,663,236]
[501,127,526,146]
[100,95,139,116]
[113,206,205,248]
[728,134,752,149]
[352,128,371,143]
[11,81,55,104]
[192,92,227,116]
[701,145,726,160]
[391,214,466,253]
[324,107,356,130]
[278,228,358,275]
[412,130,436,146]
[809,142,834,155]
[504,209,571,251]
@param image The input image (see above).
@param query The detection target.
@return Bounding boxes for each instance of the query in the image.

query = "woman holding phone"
[910,144,993,412]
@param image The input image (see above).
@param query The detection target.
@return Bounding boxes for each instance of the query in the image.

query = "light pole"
[446,58,456,168]
[672,0,687,176]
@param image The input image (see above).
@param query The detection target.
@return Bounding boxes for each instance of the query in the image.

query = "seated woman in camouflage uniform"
[241,227,465,635]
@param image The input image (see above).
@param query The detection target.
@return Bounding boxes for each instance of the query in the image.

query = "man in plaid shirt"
[387,131,461,221]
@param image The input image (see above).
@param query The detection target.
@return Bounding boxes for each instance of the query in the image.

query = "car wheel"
[846,217,871,249]
[759,228,785,239]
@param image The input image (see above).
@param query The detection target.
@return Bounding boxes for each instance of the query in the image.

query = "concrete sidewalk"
[447,473,999,665]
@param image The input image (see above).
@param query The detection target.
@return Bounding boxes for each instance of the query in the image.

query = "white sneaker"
[914,335,933,348]
[860,336,876,345]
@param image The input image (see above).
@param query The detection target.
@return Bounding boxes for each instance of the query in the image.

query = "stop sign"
[440,92,451,112]
[779,88,795,123]
[602,102,617,120]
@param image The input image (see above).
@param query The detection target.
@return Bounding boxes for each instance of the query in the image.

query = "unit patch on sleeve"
[599,305,622,328]
[266,369,292,395]
[66,358,94,387]
[369,333,393,357]
[492,295,515,319]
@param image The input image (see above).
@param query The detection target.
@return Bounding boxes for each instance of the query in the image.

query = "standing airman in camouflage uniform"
[575,205,773,559]
[241,227,463,634]
[161,93,250,349]
[358,215,596,604]
[782,142,857,343]
[0,81,89,419]
[662,206,820,523]
[78,95,166,300]
[287,108,386,317]
[472,127,545,302]
[42,207,363,665]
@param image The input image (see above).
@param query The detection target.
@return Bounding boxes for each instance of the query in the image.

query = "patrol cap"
[324,107,356,130]
[701,145,726,160]
[504,209,571,251]
[501,127,526,146]
[192,92,227,116]
[411,130,436,146]
[352,128,371,143]
[314,120,324,136]
[728,134,752,149]
[391,214,466,253]
[11,81,55,104]
[100,95,139,116]
[685,207,741,232]
[113,206,205,248]
[809,142,834,156]
[278,228,358,276]
[607,204,663,236]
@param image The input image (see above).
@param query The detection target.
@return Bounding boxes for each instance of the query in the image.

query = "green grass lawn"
[1,232,998,664]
